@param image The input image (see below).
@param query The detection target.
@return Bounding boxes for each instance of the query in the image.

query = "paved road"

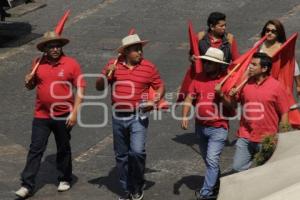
[0,0,299,199]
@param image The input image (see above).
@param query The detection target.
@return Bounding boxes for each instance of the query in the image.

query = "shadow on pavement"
[88,166,156,196]
[173,132,236,151]
[34,154,78,195]
[172,132,201,155]
[173,175,204,195]
[0,21,42,47]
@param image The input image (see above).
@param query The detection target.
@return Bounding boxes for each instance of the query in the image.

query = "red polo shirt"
[237,76,289,142]
[188,73,229,129]
[101,58,163,110]
[33,55,86,118]
[208,33,240,60]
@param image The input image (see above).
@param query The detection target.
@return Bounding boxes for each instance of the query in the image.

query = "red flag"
[55,10,71,35]
[176,66,196,102]
[176,21,203,102]
[271,33,300,128]
[221,36,267,93]
[128,28,136,35]
[188,21,202,73]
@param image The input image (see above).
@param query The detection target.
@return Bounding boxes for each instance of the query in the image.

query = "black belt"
[114,110,138,117]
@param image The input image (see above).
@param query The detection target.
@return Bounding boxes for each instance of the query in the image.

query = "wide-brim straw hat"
[200,47,229,65]
[117,34,148,53]
[36,31,69,52]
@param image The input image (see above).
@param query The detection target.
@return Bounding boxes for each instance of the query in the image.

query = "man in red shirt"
[15,31,85,198]
[181,47,232,200]
[191,12,239,67]
[96,33,164,200]
[225,52,289,172]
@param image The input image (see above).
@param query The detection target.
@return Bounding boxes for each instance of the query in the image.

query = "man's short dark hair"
[207,12,226,29]
[253,52,273,73]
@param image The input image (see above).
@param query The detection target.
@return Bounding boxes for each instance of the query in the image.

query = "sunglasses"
[127,44,143,52]
[265,28,277,34]
[46,44,62,49]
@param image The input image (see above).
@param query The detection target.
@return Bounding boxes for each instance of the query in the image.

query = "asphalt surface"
[0,0,299,199]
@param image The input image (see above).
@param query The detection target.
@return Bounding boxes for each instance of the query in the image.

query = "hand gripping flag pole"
[107,28,136,77]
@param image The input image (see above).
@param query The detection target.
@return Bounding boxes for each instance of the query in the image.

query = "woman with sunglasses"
[259,19,300,95]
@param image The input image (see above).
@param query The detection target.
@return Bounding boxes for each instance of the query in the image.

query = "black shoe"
[118,192,131,200]
[2,12,11,17]
[195,191,217,200]
[131,190,144,200]
[0,10,10,21]
[25,0,35,3]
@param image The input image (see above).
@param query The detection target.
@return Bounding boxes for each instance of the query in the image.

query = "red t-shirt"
[34,55,86,118]
[208,33,240,60]
[101,58,164,110]
[237,76,289,142]
[188,73,229,129]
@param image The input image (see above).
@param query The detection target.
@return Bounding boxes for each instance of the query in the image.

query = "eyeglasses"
[265,28,277,34]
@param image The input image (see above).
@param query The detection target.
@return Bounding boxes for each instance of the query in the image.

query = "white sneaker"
[15,187,30,198]
[57,181,71,192]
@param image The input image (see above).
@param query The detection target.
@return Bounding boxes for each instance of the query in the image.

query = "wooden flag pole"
[235,78,248,92]
[107,54,120,77]
[30,54,45,76]
[107,28,136,77]
[219,63,240,86]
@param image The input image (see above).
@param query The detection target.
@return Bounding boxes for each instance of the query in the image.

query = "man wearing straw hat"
[96,33,165,200]
[15,31,86,198]
[224,52,289,172]
[181,47,233,200]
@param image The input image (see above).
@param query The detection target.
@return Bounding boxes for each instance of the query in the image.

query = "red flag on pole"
[55,10,71,35]
[128,28,136,35]
[221,36,267,93]
[176,21,203,102]
[271,33,300,128]
[188,21,202,73]
[176,66,196,102]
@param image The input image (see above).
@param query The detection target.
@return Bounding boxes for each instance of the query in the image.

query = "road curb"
[8,1,47,17]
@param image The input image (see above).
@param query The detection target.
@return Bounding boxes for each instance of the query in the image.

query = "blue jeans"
[112,114,148,194]
[232,138,261,172]
[195,125,227,196]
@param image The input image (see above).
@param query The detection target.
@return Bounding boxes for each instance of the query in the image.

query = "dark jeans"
[21,116,72,191]
[112,114,148,194]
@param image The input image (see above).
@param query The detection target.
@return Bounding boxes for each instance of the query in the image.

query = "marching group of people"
[14,11,299,200]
